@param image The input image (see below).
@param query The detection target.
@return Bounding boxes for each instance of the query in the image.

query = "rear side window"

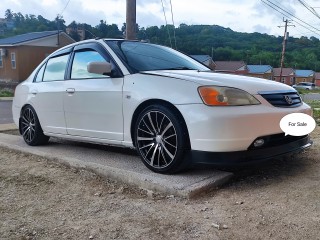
[43,54,69,82]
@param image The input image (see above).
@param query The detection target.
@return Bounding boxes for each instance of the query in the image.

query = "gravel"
[0,127,319,239]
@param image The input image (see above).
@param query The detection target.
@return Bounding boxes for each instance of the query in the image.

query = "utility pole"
[56,15,60,46]
[278,19,294,81]
[126,0,136,40]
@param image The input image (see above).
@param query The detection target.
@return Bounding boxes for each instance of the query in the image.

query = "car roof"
[298,82,313,84]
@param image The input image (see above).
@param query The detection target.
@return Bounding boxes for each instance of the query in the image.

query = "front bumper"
[176,102,312,152]
[185,135,312,165]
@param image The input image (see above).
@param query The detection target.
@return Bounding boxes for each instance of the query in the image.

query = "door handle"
[66,88,75,94]
[31,90,38,95]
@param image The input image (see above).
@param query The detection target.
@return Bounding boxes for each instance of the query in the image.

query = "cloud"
[253,24,272,34]
[0,0,319,38]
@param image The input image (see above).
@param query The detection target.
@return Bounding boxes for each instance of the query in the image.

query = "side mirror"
[87,61,112,75]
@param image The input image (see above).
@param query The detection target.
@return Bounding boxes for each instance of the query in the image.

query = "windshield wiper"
[164,66,198,70]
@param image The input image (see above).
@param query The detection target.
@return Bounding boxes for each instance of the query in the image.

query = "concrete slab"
[0,132,233,198]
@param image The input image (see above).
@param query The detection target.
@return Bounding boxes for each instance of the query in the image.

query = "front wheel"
[20,105,50,146]
[134,104,189,174]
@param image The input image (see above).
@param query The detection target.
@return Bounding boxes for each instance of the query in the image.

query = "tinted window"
[34,64,45,82]
[43,54,69,81]
[71,50,108,79]
[106,40,209,73]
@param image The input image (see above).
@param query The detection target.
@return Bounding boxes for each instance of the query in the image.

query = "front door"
[63,44,123,141]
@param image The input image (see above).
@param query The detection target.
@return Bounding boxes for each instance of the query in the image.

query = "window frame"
[33,63,47,83]
[35,47,73,83]
[0,52,3,68]
[11,52,16,69]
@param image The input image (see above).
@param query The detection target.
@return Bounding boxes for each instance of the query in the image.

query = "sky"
[2,0,320,38]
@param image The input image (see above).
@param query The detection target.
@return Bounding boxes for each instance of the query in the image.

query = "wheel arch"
[130,99,191,149]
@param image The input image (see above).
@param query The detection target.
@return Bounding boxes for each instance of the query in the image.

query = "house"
[294,70,315,84]
[190,55,215,69]
[315,72,320,87]
[66,26,86,41]
[213,61,248,75]
[0,31,75,82]
[247,65,273,80]
[273,68,295,85]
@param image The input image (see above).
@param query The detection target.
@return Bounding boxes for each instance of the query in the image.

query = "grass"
[305,100,320,126]
[297,88,320,95]
[0,88,14,97]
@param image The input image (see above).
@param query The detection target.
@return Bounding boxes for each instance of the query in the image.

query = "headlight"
[198,86,260,106]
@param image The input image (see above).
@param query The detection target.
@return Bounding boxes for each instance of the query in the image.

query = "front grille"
[260,91,302,108]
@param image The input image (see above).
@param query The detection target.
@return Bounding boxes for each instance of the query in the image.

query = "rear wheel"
[20,105,50,146]
[134,104,189,173]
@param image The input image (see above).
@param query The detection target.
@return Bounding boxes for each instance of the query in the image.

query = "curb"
[0,97,13,101]
[0,123,17,131]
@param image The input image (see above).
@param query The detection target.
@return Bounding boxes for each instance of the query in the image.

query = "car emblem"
[284,95,293,105]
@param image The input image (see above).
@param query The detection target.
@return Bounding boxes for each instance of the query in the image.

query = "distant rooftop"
[295,70,314,77]
[247,65,272,74]
[315,72,320,79]
[273,68,294,76]
[214,61,246,72]
[0,31,60,45]
[190,55,212,63]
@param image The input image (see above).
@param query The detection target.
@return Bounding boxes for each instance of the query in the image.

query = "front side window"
[71,50,108,79]
[11,52,16,69]
[43,54,69,82]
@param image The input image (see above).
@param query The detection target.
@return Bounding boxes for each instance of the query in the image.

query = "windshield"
[105,40,209,73]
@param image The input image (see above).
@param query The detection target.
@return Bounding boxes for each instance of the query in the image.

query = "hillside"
[1,9,320,70]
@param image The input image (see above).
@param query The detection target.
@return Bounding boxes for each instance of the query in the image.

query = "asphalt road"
[0,101,13,124]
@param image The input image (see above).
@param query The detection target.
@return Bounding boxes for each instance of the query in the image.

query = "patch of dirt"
[0,128,319,239]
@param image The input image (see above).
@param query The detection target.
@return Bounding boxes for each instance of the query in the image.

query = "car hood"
[141,70,295,94]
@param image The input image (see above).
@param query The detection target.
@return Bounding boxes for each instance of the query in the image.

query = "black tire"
[20,105,50,146]
[134,104,190,174]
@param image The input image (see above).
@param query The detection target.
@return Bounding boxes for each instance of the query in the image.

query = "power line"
[261,0,320,37]
[61,0,71,15]
[160,0,173,48]
[264,0,320,33]
[169,0,177,49]
[298,0,320,19]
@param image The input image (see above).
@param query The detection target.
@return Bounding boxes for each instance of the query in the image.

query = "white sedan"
[12,39,313,173]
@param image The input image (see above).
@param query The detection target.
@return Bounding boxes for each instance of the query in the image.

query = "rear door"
[63,43,124,141]
[30,48,71,134]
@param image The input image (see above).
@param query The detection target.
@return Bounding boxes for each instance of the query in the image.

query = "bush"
[0,88,14,97]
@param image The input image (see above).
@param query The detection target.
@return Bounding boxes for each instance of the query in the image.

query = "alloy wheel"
[136,111,178,169]
[21,107,36,143]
